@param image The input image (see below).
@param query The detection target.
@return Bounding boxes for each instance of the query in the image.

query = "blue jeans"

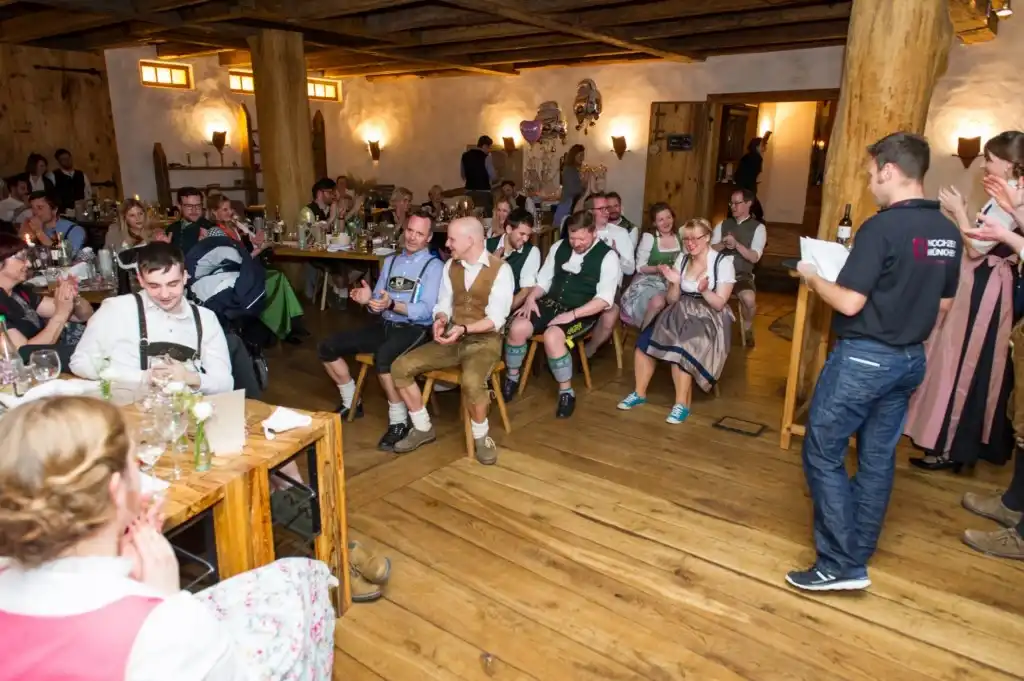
[802,337,926,575]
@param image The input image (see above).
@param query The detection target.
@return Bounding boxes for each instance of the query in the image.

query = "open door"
[311,110,327,180]
[642,101,714,227]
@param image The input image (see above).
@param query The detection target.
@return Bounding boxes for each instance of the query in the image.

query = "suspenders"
[134,293,204,372]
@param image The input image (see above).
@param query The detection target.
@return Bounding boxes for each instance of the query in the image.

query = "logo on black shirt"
[912,238,957,260]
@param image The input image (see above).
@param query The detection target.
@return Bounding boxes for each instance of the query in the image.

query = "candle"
[133,194,140,201]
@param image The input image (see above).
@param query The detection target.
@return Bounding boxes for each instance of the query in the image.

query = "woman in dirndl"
[619,202,681,329]
[617,218,735,424]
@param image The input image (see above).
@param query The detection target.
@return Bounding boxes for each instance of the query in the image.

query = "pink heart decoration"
[520,120,542,144]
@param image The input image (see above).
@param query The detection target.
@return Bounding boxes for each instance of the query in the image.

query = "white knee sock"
[409,407,432,432]
[388,401,408,425]
[471,419,489,440]
[338,380,356,408]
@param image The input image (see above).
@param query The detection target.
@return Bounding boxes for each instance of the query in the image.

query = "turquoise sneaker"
[666,404,690,424]
[617,392,647,410]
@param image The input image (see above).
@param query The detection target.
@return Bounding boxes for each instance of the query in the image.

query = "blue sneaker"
[666,404,690,424]
[617,392,647,410]
[785,565,871,592]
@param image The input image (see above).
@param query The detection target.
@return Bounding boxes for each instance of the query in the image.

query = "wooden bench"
[517,325,624,396]
[350,353,511,458]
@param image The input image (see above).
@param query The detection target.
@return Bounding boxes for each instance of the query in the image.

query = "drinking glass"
[29,350,61,382]
[13,364,33,397]
[133,415,166,476]
[148,354,171,389]
[161,402,188,480]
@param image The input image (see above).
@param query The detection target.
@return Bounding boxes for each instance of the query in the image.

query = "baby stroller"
[186,236,271,393]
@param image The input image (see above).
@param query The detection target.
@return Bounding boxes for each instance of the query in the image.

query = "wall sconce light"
[367,140,381,162]
[994,0,1013,17]
[210,130,228,166]
[813,139,826,150]
[502,137,516,154]
[955,136,982,168]
[611,136,628,160]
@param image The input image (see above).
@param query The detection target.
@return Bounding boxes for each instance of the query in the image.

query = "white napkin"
[0,378,99,409]
[68,262,91,279]
[261,407,312,440]
[140,472,169,495]
[25,275,47,287]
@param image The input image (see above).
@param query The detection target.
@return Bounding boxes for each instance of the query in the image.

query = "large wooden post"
[782,0,953,447]
[247,29,314,234]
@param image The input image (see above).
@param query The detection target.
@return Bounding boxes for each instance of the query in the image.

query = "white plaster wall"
[106,45,844,223]
[924,16,1024,210]
[759,101,817,224]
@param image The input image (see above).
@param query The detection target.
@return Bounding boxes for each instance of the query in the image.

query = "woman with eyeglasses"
[618,218,735,424]
[0,233,92,366]
[0,396,338,680]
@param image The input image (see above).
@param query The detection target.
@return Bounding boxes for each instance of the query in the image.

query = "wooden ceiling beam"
[472,43,630,66]
[0,10,116,43]
[155,42,237,59]
[691,38,847,59]
[651,18,850,52]
[257,0,421,21]
[627,2,853,40]
[441,0,697,62]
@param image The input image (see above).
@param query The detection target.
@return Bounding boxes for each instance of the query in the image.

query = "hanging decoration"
[535,101,567,145]
[520,119,542,144]
[573,79,602,133]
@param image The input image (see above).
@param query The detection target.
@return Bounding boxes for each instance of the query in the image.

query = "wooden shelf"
[167,165,245,171]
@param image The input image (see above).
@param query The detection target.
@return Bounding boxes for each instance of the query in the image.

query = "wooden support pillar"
[782,0,953,448]
[247,29,314,234]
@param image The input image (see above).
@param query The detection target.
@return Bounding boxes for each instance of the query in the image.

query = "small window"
[229,71,255,94]
[138,60,193,90]
[307,77,341,102]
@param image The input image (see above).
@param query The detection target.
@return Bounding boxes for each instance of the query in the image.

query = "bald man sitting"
[390,217,515,464]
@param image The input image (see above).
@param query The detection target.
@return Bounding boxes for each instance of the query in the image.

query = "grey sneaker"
[962,492,1023,528]
[474,436,498,465]
[393,426,436,454]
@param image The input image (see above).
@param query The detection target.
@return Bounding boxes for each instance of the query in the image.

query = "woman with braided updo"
[0,396,337,680]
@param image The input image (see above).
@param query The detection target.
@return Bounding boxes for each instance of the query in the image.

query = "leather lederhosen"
[134,293,203,371]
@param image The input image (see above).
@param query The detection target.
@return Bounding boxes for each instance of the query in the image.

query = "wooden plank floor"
[263,293,1024,681]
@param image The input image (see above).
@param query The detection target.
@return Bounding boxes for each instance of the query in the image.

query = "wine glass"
[148,354,171,389]
[133,415,165,476]
[29,349,61,382]
[160,402,188,480]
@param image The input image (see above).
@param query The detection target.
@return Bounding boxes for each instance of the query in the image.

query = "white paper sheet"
[799,237,851,283]
[204,389,246,455]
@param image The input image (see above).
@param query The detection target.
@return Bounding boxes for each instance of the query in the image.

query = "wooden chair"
[731,294,748,348]
[349,353,441,421]
[420,361,512,459]
[516,326,624,396]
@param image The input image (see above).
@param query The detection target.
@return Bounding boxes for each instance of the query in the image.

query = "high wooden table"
[156,400,351,614]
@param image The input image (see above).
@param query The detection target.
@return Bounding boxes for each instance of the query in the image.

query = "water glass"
[148,354,172,389]
[13,364,33,397]
[29,350,61,382]
[133,415,165,475]
[160,403,188,480]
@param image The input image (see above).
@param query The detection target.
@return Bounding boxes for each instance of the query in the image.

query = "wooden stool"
[731,294,748,348]
[420,361,512,459]
[349,354,375,422]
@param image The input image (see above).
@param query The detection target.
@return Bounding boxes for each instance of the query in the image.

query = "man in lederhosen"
[70,242,233,394]
[711,187,767,346]
[318,212,444,451]
[501,210,622,418]
[485,208,541,312]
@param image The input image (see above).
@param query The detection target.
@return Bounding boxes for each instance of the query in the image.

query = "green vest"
[547,239,612,308]
[719,217,760,277]
[486,236,535,292]
[648,234,681,267]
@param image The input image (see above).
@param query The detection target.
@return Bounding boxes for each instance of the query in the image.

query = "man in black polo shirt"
[789,132,961,592]
[461,135,496,216]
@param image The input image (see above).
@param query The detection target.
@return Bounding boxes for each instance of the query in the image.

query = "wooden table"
[271,245,388,311]
[34,282,116,305]
[155,400,351,614]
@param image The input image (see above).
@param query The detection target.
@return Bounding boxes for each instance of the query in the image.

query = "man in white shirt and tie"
[390,217,514,464]
[582,192,633,358]
[70,242,233,394]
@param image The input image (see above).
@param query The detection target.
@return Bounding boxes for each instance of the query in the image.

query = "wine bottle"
[836,203,853,249]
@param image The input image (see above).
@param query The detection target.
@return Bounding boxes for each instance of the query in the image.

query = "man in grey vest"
[712,187,766,346]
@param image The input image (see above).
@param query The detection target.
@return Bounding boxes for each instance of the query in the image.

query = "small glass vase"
[99,379,112,401]
[193,425,211,472]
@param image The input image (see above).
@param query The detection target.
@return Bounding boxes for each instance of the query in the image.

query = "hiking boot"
[377,422,410,452]
[962,527,1024,560]
[393,426,436,453]
[350,566,383,603]
[349,540,391,584]
[556,392,575,419]
[962,492,1023,528]
[501,377,519,403]
[474,436,498,465]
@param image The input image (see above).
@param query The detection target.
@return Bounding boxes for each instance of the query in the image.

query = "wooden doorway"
[641,102,713,229]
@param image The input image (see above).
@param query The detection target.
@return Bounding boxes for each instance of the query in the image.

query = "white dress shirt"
[0,556,249,680]
[536,238,622,308]
[673,249,737,293]
[711,217,767,258]
[595,223,636,275]
[0,197,31,225]
[492,234,542,288]
[636,232,681,270]
[70,292,233,394]
[433,249,515,330]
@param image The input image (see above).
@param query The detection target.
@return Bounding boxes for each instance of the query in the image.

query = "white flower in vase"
[192,401,214,422]
[163,381,187,395]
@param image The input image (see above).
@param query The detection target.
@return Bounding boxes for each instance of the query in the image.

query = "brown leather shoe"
[962,492,1023,528]
[393,426,436,454]
[474,436,498,465]
[349,541,391,584]
[350,566,383,603]
[963,527,1024,560]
